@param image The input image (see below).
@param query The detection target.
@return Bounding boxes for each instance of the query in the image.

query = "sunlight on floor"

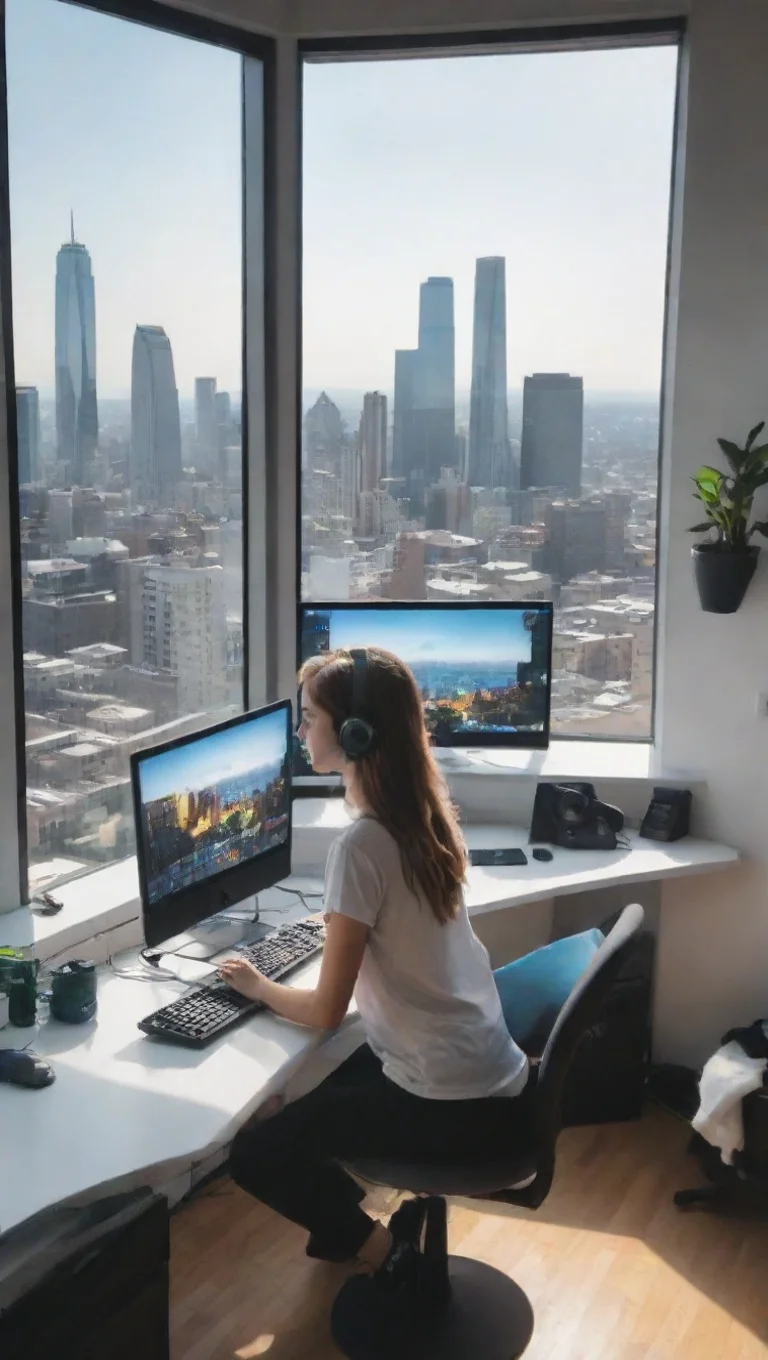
[236,1335,275,1358]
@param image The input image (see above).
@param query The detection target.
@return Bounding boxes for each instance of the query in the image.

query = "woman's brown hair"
[299,647,467,923]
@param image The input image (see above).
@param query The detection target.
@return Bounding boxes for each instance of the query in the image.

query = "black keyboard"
[138,920,325,1047]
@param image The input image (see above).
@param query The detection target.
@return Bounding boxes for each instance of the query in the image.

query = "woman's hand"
[218,957,266,1003]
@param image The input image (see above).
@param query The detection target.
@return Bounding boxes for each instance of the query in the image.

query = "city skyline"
[138,707,289,805]
[319,607,536,666]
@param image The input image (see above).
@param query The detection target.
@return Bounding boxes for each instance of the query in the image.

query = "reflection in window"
[301,44,678,739]
[7,0,247,892]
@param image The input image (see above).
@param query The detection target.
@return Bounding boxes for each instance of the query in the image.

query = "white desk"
[0,832,738,1239]
[460,826,738,916]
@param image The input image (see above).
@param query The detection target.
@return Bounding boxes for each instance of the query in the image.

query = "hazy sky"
[303,45,678,394]
[320,606,534,664]
[138,706,288,802]
[6,2,678,401]
[7,0,243,399]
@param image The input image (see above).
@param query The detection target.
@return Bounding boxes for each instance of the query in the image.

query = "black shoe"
[376,1198,427,1293]
[306,1178,368,1261]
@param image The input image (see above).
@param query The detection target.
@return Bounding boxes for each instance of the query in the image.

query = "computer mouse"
[532,847,554,863]
[0,1050,56,1089]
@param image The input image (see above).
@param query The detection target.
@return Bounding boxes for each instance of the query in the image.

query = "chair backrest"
[508,902,645,1208]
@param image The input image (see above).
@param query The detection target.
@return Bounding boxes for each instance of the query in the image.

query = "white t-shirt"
[324,816,529,1102]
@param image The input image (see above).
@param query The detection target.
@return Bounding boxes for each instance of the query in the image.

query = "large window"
[7,0,254,894]
[300,38,679,740]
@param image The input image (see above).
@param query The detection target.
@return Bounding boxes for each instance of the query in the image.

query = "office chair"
[331,902,645,1360]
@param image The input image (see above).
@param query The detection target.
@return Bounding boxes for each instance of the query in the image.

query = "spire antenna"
[70,210,75,245]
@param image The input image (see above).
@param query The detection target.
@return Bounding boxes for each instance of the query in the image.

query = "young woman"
[222,646,530,1274]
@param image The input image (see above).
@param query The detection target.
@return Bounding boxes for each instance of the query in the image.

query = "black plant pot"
[692,543,759,614]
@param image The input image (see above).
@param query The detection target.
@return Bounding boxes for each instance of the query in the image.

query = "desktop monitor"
[294,601,553,780]
[131,700,293,949]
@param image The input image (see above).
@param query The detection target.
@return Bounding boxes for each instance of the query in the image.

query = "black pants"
[229,1044,532,1262]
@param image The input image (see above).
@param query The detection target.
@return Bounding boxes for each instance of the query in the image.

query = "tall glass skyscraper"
[468,256,511,490]
[393,276,456,511]
[195,376,217,474]
[392,348,418,481]
[55,220,97,485]
[520,372,584,496]
[130,325,182,504]
[16,385,40,484]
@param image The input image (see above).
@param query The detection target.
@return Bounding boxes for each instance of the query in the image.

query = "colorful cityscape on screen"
[137,707,290,905]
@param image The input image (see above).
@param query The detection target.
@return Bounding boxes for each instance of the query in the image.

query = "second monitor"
[296,601,552,775]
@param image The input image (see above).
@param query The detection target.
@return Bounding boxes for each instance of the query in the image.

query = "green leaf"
[688,522,715,533]
[693,472,722,505]
[747,421,766,451]
[717,438,747,471]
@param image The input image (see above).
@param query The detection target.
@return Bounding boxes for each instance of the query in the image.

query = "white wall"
[653,0,768,1065]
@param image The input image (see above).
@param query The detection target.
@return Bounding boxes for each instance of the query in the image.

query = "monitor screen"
[132,700,292,946]
[295,601,552,770]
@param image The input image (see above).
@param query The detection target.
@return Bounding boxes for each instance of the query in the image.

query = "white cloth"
[692,1040,767,1164]
[324,816,528,1102]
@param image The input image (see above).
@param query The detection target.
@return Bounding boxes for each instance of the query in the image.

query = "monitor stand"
[158,895,272,962]
[433,748,480,773]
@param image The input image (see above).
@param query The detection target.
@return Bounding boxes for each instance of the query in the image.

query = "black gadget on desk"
[0,1050,56,1089]
[469,848,528,867]
[530,782,625,851]
[640,787,692,842]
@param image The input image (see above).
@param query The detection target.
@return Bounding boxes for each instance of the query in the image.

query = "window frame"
[294,17,685,749]
[0,0,278,908]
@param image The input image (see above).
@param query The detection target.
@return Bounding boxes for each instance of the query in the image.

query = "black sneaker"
[376,1198,427,1293]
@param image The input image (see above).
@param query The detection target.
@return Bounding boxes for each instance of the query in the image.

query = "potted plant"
[689,421,768,613]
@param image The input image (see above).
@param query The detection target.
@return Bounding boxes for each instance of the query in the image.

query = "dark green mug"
[50,959,97,1024]
[6,958,39,1027]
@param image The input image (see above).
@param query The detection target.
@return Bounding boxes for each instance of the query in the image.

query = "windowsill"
[1,858,141,962]
[434,739,703,783]
[1,740,701,964]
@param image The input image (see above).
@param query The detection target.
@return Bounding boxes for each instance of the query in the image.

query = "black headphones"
[338,648,377,760]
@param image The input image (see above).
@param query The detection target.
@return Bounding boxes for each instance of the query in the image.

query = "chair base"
[331,1254,534,1360]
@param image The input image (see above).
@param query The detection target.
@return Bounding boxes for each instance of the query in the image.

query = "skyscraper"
[392,349,418,481]
[304,391,344,470]
[415,275,455,473]
[468,257,510,490]
[520,372,584,496]
[55,217,97,485]
[130,326,182,504]
[358,391,387,494]
[195,377,217,473]
[16,386,40,484]
[392,276,456,512]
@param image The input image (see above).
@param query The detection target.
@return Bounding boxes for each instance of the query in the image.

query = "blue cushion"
[493,928,604,1046]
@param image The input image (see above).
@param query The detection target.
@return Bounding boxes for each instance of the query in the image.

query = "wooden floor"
[170,1105,768,1360]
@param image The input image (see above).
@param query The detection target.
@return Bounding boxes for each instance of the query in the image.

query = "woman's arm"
[217,912,368,1030]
